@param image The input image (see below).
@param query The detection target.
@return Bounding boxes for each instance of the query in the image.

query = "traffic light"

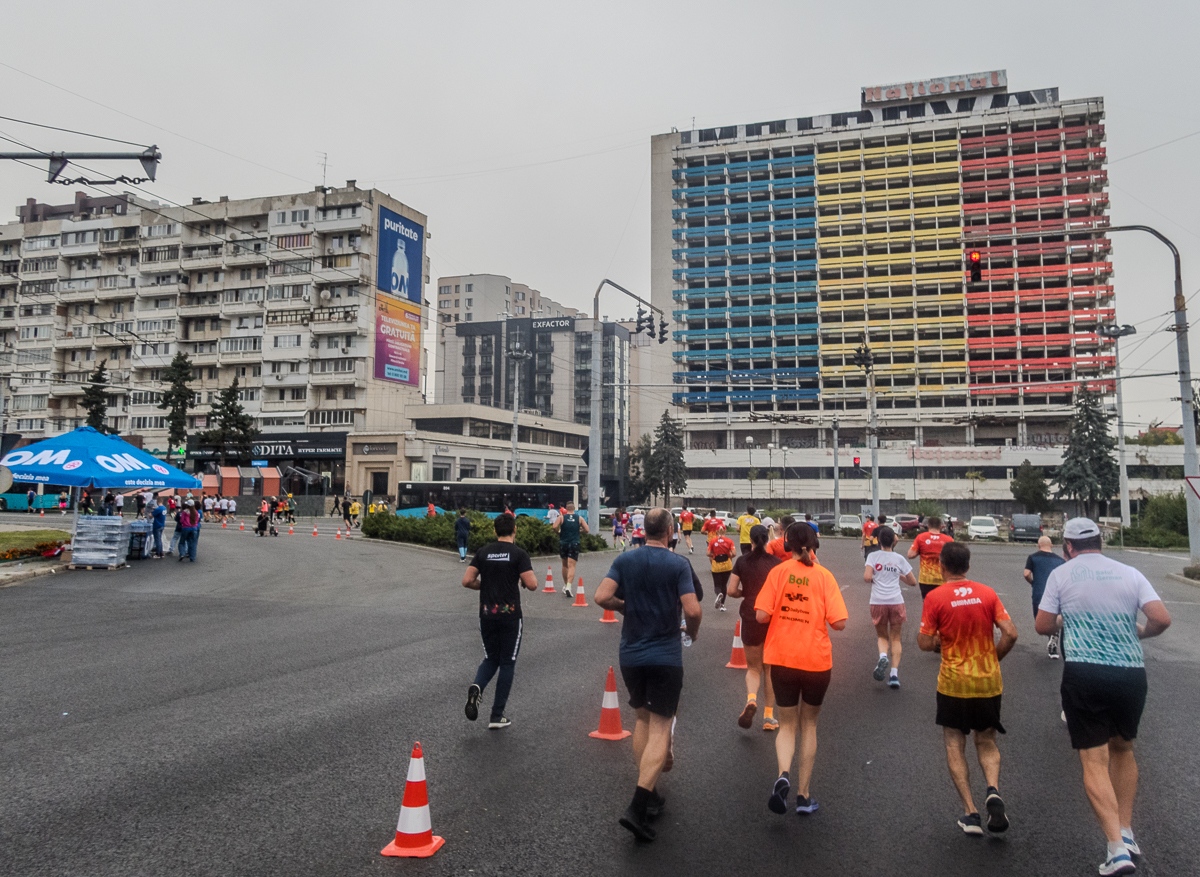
[852,344,873,372]
[853,456,860,467]
[968,250,982,283]
[635,307,651,334]
[647,316,656,339]
[658,318,669,344]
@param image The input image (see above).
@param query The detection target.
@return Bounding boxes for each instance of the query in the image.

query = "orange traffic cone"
[600,606,618,623]
[288,524,294,535]
[589,666,632,740]
[725,620,748,669]
[381,741,445,858]
[39,508,44,517]
[542,565,555,593]
[572,576,587,607]
[335,527,342,540]
[222,518,227,529]
[239,519,245,531]
[312,524,318,537]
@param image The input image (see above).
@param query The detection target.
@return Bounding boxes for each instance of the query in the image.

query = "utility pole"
[854,337,879,519]
[832,417,840,520]
[1099,324,1137,529]
[587,279,663,533]
[506,321,532,483]
[0,147,161,183]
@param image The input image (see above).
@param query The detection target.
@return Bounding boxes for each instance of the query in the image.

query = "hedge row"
[360,511,609,555]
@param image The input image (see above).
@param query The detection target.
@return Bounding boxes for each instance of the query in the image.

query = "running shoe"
[1121,834,1141,857]
[645,790,665,821]
[714,593,725,610]
[795,795,819,814]
[888,675,900,689]
[872,654,890,681]
[562,585,572,598]
[768,776,790,814]
[737,700,758,729]
[957,812,984,836]
[1098,852,1136,875]
[618,807,657,841]
[487,716,512,730]
[762,717,779,732]
[985,787,1009,833]
[465,684,481,722]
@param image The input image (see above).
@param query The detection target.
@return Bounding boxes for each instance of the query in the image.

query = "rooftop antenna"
[317,151,328,188]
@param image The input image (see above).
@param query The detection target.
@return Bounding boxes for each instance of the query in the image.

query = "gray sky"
[1,0,1197,432]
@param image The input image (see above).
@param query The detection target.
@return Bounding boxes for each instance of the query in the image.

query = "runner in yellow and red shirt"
[908,516,955,601]
[708,533,736,610]
[918,541,1018,837]
[701,510,726,544]
[679,507,696,554]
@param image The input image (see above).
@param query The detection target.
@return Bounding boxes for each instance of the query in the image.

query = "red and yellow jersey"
[755,560,848,672]
[679,510,695,530]
[862,520,879,548]
[920,580,1010,698]
[708,535,735,573]
[911,531,954,585]
[701,517,726,542]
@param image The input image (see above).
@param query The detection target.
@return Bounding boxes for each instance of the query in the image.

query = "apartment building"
[0,184,429,476]
[647,69,1141,511]
[434,273,576,325]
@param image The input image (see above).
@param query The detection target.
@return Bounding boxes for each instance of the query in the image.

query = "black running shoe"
[985,787,1009,833]
[645,790,665,822]
[487,716,512,730]
[957,812,984,836]
[465,684,481,721]
[768,776,790,814]
[619,807,657,841]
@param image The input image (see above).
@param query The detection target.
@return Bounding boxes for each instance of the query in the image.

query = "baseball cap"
[1063,517,1101,540]
[185,499,195,507]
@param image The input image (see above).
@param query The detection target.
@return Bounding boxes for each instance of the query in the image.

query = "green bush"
[1117,525,1189,549]
[818,524,836,537]
[757,508,796,522]
[362,511,609,555]
[908,498,945,518]
[1142,490,1188,536]
[839,527,861,538]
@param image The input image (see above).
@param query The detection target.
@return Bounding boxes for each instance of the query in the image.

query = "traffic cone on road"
[589,666,632,740]
[380,741,446,858]
[335,527,342,540]
[239,519,245,531]
[39,508,44,517]
[572,577,587,607]
[222,518,227,529]
[543,565,555,593]
[288,524,294,535]
[725,620,748,669]
[600,606,618,623]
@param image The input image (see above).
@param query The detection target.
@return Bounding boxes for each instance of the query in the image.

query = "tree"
[1053,385,1119,518]
[157,351,194,452]
[1132,421,1183,446]
[964,469,987,516]
[197,377,258,466]
[626,433,654,505]
[81,359,111,433]
[1010,459,1051,513]
[649,411,687,505]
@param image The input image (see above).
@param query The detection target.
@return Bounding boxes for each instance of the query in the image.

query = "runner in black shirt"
[462,513,537,729]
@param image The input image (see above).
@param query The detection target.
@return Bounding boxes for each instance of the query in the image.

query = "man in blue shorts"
[596,507,701,842]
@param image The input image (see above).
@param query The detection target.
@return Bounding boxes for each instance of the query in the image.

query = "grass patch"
[0,529,71,551]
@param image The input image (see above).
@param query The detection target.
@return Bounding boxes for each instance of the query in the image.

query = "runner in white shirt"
[227,497,237,519]
[863,525,917,688]
[203,495,214,522]
[114,493,125,517]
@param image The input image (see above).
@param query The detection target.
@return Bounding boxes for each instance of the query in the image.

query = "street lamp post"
[832,417,840,521]
[746,436,755,502]
[767,442,775,502]
[910,440,918,503]
[1099,323,1137,530]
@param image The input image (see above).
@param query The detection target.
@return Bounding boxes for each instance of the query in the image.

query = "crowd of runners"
[457,502,1172,876]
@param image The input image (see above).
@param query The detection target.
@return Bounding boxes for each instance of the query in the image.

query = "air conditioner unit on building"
[326,247,334,254]
[302,291,311,302]
[343,312,354,321]
[275,373,283,381]
[341,347,350,354]
[117,266,126,272]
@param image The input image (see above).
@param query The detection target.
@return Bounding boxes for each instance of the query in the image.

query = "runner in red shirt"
[861,515,879,559]
[679,508,696,554]
[766,515,795,560]
[908,516,955,601]
[701,510,726,544]
[708,533,736,609]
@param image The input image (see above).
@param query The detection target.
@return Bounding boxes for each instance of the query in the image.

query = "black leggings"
[712,570,731,597]
[473,661,515,721]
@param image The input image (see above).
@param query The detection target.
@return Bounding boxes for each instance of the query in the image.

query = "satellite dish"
[0,466,12,494]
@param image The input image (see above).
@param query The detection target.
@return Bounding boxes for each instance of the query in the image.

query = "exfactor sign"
[531,317,575,332]
[862,70,1006,105]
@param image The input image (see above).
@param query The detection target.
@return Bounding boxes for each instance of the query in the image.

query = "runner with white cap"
[1036,518,1172,876]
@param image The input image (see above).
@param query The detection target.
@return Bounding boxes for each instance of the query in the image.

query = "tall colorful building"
[644,70,1121,509]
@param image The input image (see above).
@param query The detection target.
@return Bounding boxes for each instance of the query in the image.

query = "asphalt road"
[2,525,1197,877]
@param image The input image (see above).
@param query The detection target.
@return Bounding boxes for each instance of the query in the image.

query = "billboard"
[375,295,421,385]
[376,205,424,304]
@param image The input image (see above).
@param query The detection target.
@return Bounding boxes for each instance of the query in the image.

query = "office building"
[646,69,1148,512]
[434,273,576,325]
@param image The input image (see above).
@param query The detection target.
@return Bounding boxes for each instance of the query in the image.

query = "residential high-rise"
[433,273,576,326]
[646,70,1130,511]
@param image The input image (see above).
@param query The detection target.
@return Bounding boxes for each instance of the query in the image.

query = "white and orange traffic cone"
[335,527,342,540]
[312,524,318,537]
[381,741,445,858]
[543,565,555,593]
[288,524,294,535]
[39,508,44,517]
[572,576,587,607]
[725,620,748,669]
[222,518,227,529]
[589,666,632,740]
[239,519,245,531]
[600,606,618,623]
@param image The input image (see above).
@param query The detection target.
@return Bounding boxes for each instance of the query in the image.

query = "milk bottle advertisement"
[376,206,423,305]
[374,295,421,385]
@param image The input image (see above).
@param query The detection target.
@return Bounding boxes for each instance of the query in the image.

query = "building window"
[289,388,307,401]
[465,314,473,321]
[309,409,354,425]
[466,284,473,292]
[273,334,301,348]
[465,298,473,307]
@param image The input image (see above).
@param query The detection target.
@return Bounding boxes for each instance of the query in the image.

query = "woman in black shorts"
[727,525,781,731]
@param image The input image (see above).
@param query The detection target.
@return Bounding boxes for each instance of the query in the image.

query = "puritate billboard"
[376,205,424,304]
[375,295,421,385]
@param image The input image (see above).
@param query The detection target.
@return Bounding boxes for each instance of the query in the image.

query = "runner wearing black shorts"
[727,525,781,731]
[553,501,588,598]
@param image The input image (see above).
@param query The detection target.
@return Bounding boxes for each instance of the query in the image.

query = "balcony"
[56,333,96,349]
[314,212,366,232]
[225,245,269,266]
[180,247,226,270]
[100,236,140,253]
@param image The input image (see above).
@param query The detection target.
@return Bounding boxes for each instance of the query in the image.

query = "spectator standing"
[455,509,472,563]
[1036,518,1171,876]
[26,487,36,514]
[178,500,201,563]
[114,492,125,517]
[150,500,167,558]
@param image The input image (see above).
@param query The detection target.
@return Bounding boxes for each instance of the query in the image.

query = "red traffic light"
[853,456,861,467]
[969,250,981,262]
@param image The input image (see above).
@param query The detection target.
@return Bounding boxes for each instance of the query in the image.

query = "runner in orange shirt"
[918,541,1018,837]
[701,510,726,544]
[766,515,795,560]
[909,516,955,601]
[861,514,879,559]
[754,523,848,816]
[679,507,696,554]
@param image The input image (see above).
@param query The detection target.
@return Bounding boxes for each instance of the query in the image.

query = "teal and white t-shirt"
[1039,554,1160,668]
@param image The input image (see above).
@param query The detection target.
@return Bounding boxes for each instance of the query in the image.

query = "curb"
[1165,573,1200,590]
[0,563,68,589]
[357,536,617,561]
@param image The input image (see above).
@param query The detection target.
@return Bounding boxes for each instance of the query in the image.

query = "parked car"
[812,513,836,530]
[892,513,922,532]
[967,515,1000,540]
[838,514,862,532]
[1010,513,1043,543]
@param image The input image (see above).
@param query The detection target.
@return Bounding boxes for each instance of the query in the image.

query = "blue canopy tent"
[0,427,202,545]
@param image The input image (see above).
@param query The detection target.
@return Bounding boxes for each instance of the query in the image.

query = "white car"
[968,516,999,540]
[838,514,862,532]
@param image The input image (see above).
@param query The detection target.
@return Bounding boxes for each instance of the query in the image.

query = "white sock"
[1121,827,1134,840]
[880,652,888,659]
[1107,841,1128,858]
[890,668,898,677]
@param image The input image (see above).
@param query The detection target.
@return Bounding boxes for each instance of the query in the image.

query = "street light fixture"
[1098,323,1137,529]
[746,436,755,501]
[767,442,775,501]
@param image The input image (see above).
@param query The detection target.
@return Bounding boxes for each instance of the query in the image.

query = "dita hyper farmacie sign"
[374,295,421,385]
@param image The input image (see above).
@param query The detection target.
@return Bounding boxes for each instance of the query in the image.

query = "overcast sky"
[0,1,1196,432]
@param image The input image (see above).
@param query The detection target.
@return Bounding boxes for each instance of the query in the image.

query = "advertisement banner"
[376,205,424,304]
[375,296,421,385]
